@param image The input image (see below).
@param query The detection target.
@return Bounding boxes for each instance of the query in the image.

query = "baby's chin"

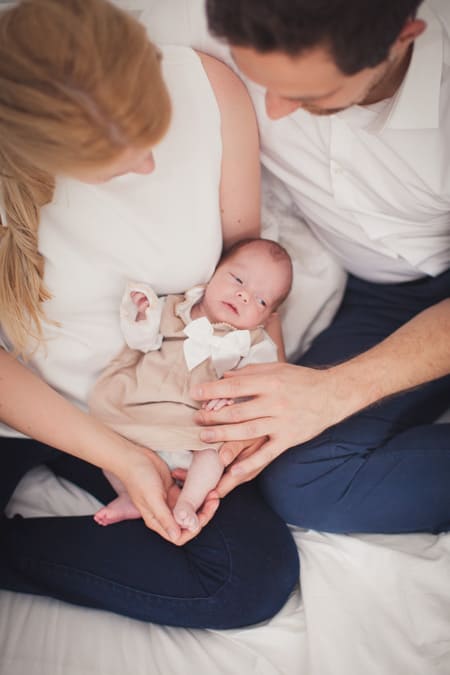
[209,313,250,329]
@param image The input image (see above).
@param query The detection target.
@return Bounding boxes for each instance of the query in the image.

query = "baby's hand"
[130,291,150,321]
[202,398,234,412]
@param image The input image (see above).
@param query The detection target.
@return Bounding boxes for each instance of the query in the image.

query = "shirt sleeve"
[119,281,165,352]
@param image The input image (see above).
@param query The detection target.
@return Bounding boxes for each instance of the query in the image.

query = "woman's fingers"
[139,492,181,543]
[168,494,220,546]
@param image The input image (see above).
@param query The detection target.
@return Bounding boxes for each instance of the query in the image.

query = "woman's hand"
[113,441,219,546]
[0,350,219,546]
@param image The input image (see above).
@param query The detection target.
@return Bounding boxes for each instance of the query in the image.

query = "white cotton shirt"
[242,0,450,282]
[0,46,223,436]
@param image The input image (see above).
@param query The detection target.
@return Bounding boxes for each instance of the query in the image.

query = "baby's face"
[201,247,287,329]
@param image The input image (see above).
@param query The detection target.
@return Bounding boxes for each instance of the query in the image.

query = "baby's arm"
[120,282,163,352]
[263,312,286,361]
[130,291,150,321]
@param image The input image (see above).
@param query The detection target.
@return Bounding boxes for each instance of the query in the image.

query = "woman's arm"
[264,312,286,362]
[0,349,218,542]
[198,52,261,248]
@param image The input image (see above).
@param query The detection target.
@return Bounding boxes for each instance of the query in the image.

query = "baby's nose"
[236,290,249,303]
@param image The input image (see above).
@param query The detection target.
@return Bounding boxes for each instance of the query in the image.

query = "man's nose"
[265,92,300,120]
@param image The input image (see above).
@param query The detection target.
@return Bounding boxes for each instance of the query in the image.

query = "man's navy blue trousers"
[260,268,450,533]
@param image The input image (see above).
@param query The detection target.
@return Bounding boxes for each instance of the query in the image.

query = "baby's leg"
[94,470,141,526]
[174,449,223,532]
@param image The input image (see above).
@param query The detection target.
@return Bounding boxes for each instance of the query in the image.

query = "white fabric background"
[1,2,449,674]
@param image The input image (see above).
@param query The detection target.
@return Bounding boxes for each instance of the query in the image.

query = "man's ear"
[388,18,426,60]
[397,18,427,47]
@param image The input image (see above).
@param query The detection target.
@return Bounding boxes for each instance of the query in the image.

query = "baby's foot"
[173,499,199,532]
[94,494,141,526]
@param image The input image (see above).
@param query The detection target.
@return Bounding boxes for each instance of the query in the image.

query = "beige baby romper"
[90,284,277,467]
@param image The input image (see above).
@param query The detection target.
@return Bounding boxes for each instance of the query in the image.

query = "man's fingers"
[219,437,266,466]
[214,460,263,498]
[191,374,262,402]
[237,437,267,461]
[199,418,272,444]
[229,441,279,479]
[197,495,220,528]
[195,398,266,426]
[215,471,243,498]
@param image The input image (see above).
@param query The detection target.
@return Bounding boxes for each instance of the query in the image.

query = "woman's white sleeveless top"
[1,46,223,435]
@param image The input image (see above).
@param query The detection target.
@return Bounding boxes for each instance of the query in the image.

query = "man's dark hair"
[206,0,423,75]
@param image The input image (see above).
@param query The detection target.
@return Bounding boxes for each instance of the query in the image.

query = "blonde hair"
[0,0,171,354]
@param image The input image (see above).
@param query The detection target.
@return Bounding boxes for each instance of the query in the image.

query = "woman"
[0,0,298,628]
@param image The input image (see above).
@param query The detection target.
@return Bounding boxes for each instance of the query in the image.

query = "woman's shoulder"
[194,50,253,114]
[159,45,250,108]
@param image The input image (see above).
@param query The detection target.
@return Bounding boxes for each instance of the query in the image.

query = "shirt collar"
[354,2,443,133]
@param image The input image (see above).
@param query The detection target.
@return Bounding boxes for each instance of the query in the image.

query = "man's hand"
[190,362,354,481]
[215,437,268,497]
[191,297,450,482]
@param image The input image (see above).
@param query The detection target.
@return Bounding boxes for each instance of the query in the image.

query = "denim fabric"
[1,440,299,628]
[260,268,450,534]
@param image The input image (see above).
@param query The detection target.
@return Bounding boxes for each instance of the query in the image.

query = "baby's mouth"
[222,301,239,315]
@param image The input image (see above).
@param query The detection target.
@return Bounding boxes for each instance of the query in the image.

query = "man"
[192,0,450,533]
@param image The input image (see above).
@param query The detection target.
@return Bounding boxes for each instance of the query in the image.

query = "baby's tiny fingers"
[206,399,218,411]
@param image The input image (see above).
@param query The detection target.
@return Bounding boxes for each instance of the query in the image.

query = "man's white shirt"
[242,0,450,282]
[141,0,450,283]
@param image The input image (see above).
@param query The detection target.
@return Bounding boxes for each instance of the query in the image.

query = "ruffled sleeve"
[119,281,165,352]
